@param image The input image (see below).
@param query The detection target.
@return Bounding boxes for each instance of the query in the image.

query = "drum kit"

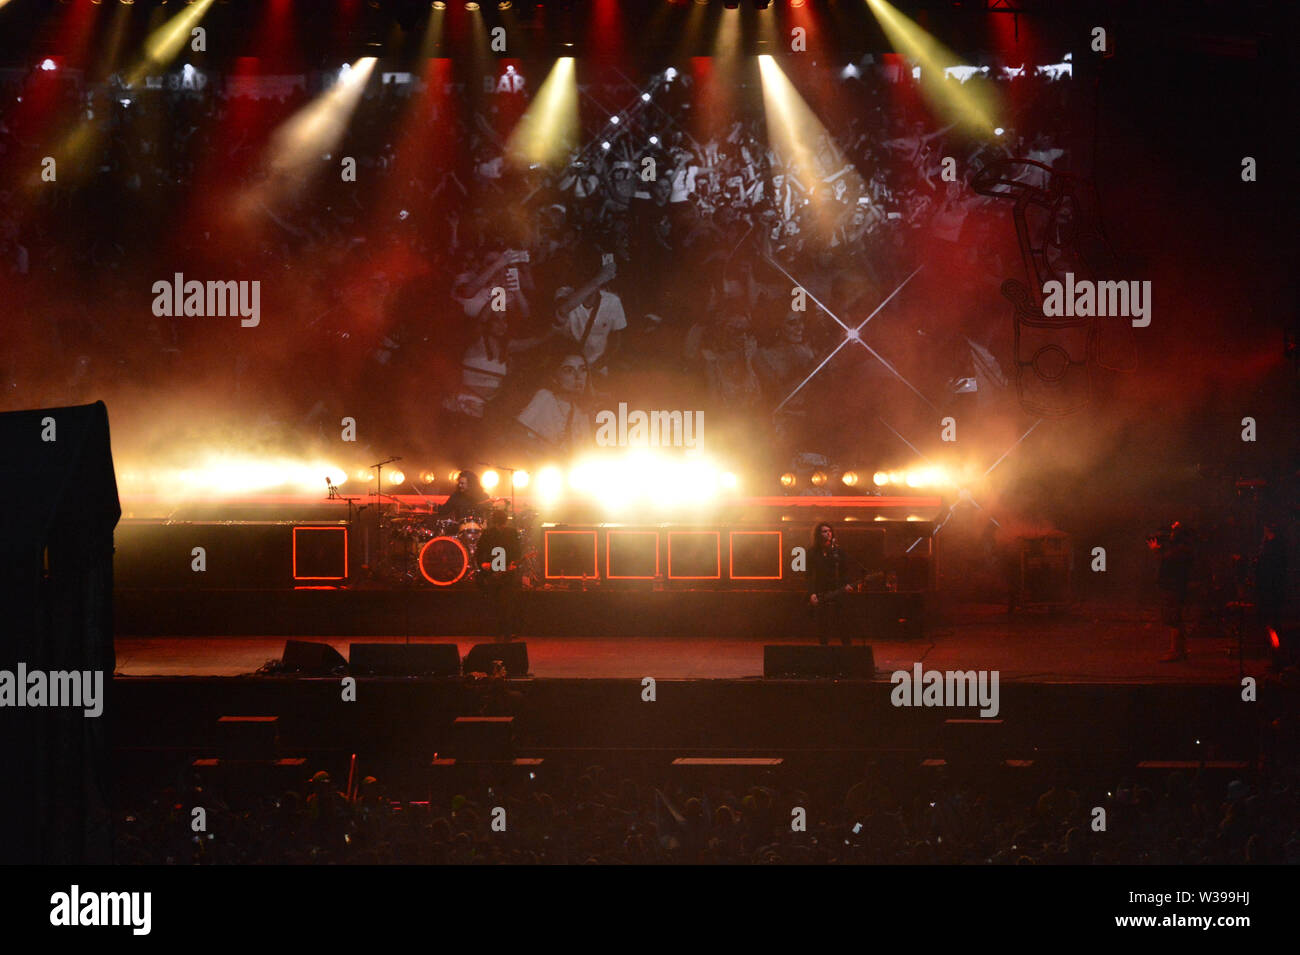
[351,456,539,587]
[379,507,489,586]
[382,503,539,587]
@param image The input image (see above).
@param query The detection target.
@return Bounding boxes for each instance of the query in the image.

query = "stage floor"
[113,603,1269,683]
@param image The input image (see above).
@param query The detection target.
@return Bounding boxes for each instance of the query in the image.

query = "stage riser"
[115,589,926,639]
[113,520,933,592]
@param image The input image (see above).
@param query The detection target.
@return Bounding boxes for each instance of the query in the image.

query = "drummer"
[439,470,489,520]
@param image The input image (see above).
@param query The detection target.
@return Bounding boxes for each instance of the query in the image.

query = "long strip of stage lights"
[886,416,1047,550]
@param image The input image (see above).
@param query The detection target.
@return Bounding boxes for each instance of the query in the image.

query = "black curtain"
[0,401,119,864]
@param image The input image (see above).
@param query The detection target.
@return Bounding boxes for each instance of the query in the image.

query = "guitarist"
[809,522,855,646]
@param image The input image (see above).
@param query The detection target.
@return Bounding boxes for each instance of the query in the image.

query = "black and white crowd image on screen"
[0,55,1077,473]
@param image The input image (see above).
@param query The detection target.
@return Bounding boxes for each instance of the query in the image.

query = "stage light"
[601,141,611,150]
[664,67,677,81]
[780,472,796,489]
[537,466,564,501]
[641,92,651,102]
[420,471,438,484]
[498,0,512,8]
[994,127,1004,136]
[482,469,500,490]
[356,469,374,482]
[387,470,406,486]
[465,1,480,10]
[720,471,739,491]
[810,469,827,487]
[873,471,888,486]
[39,59,57,71]
[512,470,530,489]
[506,57,577,167]
[139,0,215,79]
[865,0,1000,135]
[609,115,620,125]
[247,56,376,208]
[889,470,904,485]
[131,456,366,497]
[649,135,659,145]
[790,0,805,7]
[759,55,868,237]
[432,1,446,8]
[568,464,594,492]
[841,471,859,487]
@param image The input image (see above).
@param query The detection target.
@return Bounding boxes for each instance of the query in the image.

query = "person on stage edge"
[809,521,854,647]
[475,509,522,642]
[1147,520,1194,662]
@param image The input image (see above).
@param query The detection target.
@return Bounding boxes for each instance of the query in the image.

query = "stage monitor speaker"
[463,642,529,677]
[349,643,461,677]
[764,645,874,679]
[832,645,876,678]
[281,640,348,675]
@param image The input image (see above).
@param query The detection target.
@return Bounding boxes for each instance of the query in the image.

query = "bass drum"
[418,536,469,586]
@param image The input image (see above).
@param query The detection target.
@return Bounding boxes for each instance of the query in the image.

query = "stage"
[115,602,1269,683]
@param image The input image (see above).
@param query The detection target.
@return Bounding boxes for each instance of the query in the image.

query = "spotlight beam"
[773,338,855,413]
[243,57,377,212]
[771,264,931,412]
[506,57,578,167]
[865,0,1000,135]
[764,255,853,335]
[878,417,929,463]
[983,419,1042,478]
[880,415,1046,534]
[878,417,999,531]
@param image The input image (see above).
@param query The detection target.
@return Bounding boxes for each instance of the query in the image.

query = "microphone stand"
[327,477,362,584]
[369,456,402,583]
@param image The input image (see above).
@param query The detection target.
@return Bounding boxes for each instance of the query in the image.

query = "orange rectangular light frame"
[606,529,659,579]
[667,530,721,580]
[292,525,348,580]
[728,530,783,580]
[543,529,598,579]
